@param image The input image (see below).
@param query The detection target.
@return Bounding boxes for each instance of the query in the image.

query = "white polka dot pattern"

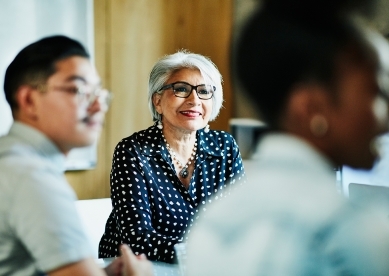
[98,124,246,263]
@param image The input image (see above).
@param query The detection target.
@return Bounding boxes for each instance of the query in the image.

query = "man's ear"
[14,85,39,120]
[152,93,162,114]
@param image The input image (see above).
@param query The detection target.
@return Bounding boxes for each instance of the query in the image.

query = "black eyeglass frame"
[158,81,215,100]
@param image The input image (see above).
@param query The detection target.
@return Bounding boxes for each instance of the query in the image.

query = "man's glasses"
[158,81,215,100]
[38,85,113,108]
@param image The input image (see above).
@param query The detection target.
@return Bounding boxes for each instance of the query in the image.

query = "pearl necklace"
[162,134,197,178]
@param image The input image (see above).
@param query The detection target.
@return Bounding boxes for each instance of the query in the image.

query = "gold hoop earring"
[309,115,328,137]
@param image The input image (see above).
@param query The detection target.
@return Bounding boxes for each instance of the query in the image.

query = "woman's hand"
[121,244,154,276]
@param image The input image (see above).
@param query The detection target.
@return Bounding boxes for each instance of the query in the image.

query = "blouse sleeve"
[110,139,180,263]
[227,134,247,191]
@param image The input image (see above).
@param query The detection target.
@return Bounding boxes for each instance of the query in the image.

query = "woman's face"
[328,57,389,169]
[153,68,213,134]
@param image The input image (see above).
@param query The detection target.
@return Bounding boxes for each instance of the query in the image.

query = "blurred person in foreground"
[185,0,389,275]
[0,35,152,276]
[371,133,389,186]
[99,50,246,263]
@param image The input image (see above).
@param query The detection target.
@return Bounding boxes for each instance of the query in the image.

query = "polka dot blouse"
[99,124,246,263]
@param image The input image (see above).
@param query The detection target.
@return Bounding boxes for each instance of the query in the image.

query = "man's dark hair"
[4,35,90,111]
[234,0,377,129]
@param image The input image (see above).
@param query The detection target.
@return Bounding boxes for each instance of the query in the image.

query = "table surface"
[152,261,182,276]
[99,258,182,276]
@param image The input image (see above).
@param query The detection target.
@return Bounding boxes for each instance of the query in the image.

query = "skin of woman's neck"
[163,125,197,157]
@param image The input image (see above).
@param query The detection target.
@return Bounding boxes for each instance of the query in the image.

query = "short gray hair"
[148,50,223,122]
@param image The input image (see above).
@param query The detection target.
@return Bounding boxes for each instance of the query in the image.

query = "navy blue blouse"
[99,125,245,263]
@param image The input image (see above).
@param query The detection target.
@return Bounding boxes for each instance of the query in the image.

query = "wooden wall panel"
[161,0,234,131]
[65,0,111,199]
[66,0,234,199]
[107,0,168,153]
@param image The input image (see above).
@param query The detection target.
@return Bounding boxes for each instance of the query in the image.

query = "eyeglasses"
[38,84,113,108]
[158,81,215,100]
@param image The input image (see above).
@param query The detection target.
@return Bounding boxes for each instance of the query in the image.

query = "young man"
[0,36,152,276]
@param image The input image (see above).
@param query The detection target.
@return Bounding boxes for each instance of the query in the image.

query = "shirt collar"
[9,121,66,171]
[141,125,223,158]
[253,133,335,173]
[197,129,223,158]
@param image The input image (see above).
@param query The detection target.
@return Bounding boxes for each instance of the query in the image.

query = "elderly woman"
[99,51,245,263]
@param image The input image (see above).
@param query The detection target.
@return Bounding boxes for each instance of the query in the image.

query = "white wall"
[0,0,96,170]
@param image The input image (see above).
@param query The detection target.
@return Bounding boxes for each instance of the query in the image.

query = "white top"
[185,133,389,276]
[0,122,93,275]
[372,133,389,186]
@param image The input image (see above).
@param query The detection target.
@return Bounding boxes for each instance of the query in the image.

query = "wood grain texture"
[66,0,233,199]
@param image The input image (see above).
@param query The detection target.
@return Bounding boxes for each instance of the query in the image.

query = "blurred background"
[1,0,389,199]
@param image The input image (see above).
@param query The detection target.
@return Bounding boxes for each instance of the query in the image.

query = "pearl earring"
[204,124,210,133]
[157,120,163,130]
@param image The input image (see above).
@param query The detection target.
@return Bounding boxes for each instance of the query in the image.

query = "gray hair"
[148,50,223,122]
